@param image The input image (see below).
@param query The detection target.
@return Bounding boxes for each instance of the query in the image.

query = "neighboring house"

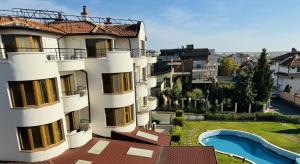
[155,44,218,91]
[0,7,216,163]
[229,53,251,65]
[271,48,300,94]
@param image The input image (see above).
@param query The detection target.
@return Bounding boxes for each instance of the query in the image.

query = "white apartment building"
[271,48,300,94]
[0,7,157,162]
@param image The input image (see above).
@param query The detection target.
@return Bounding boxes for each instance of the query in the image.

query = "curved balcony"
[133,56,147,68]
[137,111,149,127]
[147,76,157,88]
[136,82,148,97]
[62,89,88,113]
[148,96,158,111]
[57,60,85,72]
[147,56,157,64]
[67,123,92,148]
[146,50,158,64]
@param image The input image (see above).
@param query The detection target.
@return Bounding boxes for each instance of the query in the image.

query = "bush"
[173,116,185,127]
[176,109,184,117]
[170,125,182,142]
[204,112,300,124]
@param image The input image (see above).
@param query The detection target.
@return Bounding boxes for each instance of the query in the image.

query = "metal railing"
[62,86,87,97]
[1,48,156,60]
[0,8,140,25]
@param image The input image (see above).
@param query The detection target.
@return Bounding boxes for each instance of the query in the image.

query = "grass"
[174,121,300,164]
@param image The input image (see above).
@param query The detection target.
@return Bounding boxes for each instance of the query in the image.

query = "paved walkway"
[182,127,199,146]
[269,98,300,115]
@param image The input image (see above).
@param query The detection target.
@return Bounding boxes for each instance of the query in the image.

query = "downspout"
[57,35,67,60]
[80,70,91,123]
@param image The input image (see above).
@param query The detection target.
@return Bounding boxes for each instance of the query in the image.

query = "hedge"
[173,116,185,127]
[176,110,184,117]
[204,113,300,124]
[170,125,182,142]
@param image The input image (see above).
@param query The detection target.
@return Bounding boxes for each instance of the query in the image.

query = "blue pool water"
[202,135,293,164]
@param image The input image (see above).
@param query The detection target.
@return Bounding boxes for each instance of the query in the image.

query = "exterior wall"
[84,51,136,137]
[61,35,116,49]
[277,76,300,93]
[0,52,68,162]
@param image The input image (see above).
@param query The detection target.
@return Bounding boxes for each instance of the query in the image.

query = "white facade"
[271,61,300,94]
[0,17,157,162]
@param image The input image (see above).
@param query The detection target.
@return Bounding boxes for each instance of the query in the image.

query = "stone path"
[182,127,199,146]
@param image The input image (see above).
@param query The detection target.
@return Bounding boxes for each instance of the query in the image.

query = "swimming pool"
[199,130,300,164]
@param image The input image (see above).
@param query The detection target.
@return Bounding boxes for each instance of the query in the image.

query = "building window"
[86,39,112,58]
[60,74,75,96]
[2,35,42,57]
[105,104,134,126]
[17,119,64,151]
[65,111,80,132]
[297,67,300,72]
[8,78,59,108]
[102,72,132,93]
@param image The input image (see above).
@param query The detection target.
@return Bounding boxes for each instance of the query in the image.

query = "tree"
[253,49,273,102]
[284,84,292,93]
[219,57,239,76]
[191,88,203,100]
[233,70,256,112]
[172,79,182,100]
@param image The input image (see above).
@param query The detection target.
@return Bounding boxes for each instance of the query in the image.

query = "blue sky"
[1,0,300,52]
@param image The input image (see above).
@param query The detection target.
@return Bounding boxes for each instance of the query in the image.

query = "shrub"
[173,116,185,127]
[170,125,182,142]
[176,109,184,117]
[204,112,300,124]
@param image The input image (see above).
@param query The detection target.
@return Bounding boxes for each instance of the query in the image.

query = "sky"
[1,0,300,52]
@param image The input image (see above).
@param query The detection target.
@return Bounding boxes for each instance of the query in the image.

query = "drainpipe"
[80,70,91,123]
[57,35,67,60]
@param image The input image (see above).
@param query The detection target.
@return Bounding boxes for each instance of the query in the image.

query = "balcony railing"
[62,86,87,97]
[1,48,156,60]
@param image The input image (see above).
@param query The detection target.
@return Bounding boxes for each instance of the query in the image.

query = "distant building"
[154,44,218,91]
[271,48,300,94]
[229,53,251,66]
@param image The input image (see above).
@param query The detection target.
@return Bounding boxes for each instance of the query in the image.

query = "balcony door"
[60,74,75,96]
[86,39,112,58]
[65,111,79,132]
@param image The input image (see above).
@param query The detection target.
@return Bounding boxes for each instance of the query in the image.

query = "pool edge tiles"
[198,129,300,164]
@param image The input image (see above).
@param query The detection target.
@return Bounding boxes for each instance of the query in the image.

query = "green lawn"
[174,121,300,164]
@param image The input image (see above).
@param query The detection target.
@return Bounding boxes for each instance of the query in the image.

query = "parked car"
[271,92,278,98]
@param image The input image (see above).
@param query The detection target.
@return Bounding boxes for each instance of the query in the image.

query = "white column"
[234,103,237,113]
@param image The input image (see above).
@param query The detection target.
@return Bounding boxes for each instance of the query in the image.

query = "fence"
[278,91,300,107]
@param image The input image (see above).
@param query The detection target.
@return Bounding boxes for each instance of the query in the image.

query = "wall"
[84,51,136,137]
[0,52,68,162]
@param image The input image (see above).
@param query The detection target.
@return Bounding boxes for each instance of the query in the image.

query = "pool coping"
[198,129,300,164]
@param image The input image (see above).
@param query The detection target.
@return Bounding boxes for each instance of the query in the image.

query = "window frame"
[102,72,133,94]
[17,119,65,152]
[8,78,60,109]
[105,104,134,127]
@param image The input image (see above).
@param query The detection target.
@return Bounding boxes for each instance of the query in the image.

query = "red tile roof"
[159,146,217,164]
[0,16,141,37]
[10,137,216,164]
[0,17,65,34]
[111,127,171,146]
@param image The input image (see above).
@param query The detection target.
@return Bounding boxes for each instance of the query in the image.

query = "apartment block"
[0,7,158,162]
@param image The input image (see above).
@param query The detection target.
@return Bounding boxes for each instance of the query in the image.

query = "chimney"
[104,17,112,24]
[81,6,88,21]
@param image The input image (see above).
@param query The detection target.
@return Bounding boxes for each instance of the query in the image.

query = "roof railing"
[0,8,140,25]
